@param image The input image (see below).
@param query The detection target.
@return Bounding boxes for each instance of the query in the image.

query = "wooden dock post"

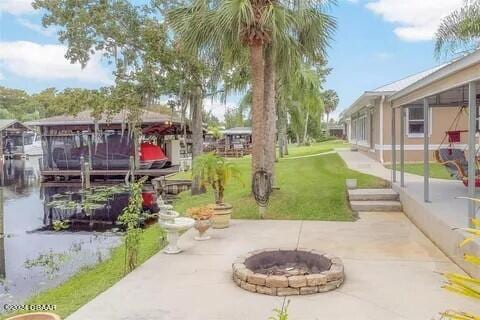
[80,156,85,189]
[84,161,91,189]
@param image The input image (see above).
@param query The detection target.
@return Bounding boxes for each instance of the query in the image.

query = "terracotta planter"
[6,313,62,320]
[209,203,233,229]
[193,218,212,240]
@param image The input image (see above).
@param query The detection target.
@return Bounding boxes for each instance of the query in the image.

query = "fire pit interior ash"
[233,249,344,296]
[245,250,331,276]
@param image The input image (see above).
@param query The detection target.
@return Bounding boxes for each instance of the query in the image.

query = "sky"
[0,0,465,120]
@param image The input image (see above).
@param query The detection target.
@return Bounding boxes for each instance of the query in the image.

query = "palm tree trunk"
[264,45,276,179]
[277,104,287,158]
[191,85,204,195]
[249,43,266,177]
[303,111,309,144]
[284,135,289,155]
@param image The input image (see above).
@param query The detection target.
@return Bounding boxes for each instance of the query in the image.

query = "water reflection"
[0,158,121,307]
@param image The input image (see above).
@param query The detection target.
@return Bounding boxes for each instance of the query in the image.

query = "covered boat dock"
[26,110,191,180]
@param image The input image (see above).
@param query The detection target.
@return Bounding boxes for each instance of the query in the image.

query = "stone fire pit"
[232,249,344,296]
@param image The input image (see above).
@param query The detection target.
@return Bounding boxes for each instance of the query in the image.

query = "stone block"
[236,268,253,282]
[288,275,307,288]
[241,281,257,293]
[256,285,277,296]
[300,286,318,295]
[277,287,299,296]
[248,273,267,285]
[266,275,289,288]
[306,274,327,286]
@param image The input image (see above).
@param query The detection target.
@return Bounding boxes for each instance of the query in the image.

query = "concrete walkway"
[281,150,336,160]
[337,150,480,278]
[68,214,480,320]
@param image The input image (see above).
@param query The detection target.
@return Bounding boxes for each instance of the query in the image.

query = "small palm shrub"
[192,152,241,205]
[441,215,480,320]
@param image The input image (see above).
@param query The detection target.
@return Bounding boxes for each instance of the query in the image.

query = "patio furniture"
[434,148,480,187]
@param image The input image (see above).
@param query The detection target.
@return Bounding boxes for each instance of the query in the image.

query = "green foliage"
[440,217,480,320]
[25,250,70,280]
[52,220,70,231]
[192,152,242,204]
[224,106,251,129]
[386,163,454,180]
[210,126,223,140]
[6,225,165,319]
[322,89,339,120]
[175,143,388,220]
[269,300,290,320]
[118,177,148,273]
[435,1,480,57]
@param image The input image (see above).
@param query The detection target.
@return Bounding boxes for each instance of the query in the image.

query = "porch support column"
[391,107,396,183]
[423,98,430,202]
[468,81,477,223]
[400,106,405,187]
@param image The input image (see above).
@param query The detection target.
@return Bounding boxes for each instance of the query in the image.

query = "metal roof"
[26,110,179,127]
[390,49,480,104]
[372,63,450,93]
[343,59,458,117]
[0,119,31,132]
[222,127,252,135]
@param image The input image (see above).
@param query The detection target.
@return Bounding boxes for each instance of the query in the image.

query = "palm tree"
[167,0,335,189]
[435,1,480,56]
[323,89,339,125]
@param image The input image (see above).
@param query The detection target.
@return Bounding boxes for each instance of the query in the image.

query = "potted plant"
[187,206,214,240]
[192,152,241,228]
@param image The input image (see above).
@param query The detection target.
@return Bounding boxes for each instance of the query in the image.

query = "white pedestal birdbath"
[162,217,195,254]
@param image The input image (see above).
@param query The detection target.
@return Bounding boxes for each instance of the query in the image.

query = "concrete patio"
[337,149,480,278]
[68,213,480,320]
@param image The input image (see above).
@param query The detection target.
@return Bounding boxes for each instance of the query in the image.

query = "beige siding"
[350,100,468,163]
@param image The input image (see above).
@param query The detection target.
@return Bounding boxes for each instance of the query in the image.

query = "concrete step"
[350,200,402,212]
[348,189,399,201]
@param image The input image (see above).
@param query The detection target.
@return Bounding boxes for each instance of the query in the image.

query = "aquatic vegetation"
[52,220,70,231]
[25,250,70,280]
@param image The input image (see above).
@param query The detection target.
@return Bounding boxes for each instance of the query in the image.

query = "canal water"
[0,158,122,308]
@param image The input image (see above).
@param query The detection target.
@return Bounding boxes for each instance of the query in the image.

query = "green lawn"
[174,150,388,221]
[385,163,453,180]
[283,140,350,158]
[4,226,165,320]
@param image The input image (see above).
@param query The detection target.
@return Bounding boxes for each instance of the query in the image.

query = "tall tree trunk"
[303,111,309,144]
[191,85,204,195]
[296,133,301,146]
[277,104,287,158]
[284,134,289,155]
[264,45,276,179]
[249,43,266,177]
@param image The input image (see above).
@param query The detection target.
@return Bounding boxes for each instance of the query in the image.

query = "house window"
[352,115,367,142]
[407,106,431,137]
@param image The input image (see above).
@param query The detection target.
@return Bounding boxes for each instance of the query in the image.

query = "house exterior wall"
[348,101,468,164]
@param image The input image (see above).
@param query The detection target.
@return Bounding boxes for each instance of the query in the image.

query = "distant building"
[0,120,33,159]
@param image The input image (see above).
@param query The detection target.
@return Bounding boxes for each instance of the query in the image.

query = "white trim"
[405,106,433,138]
[356,141,370,148]
[379,95,384,163]
[390,50,480,104]
[374,144,470,151]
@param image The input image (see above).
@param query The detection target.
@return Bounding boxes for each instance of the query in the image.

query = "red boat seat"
[140,142,167,161]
